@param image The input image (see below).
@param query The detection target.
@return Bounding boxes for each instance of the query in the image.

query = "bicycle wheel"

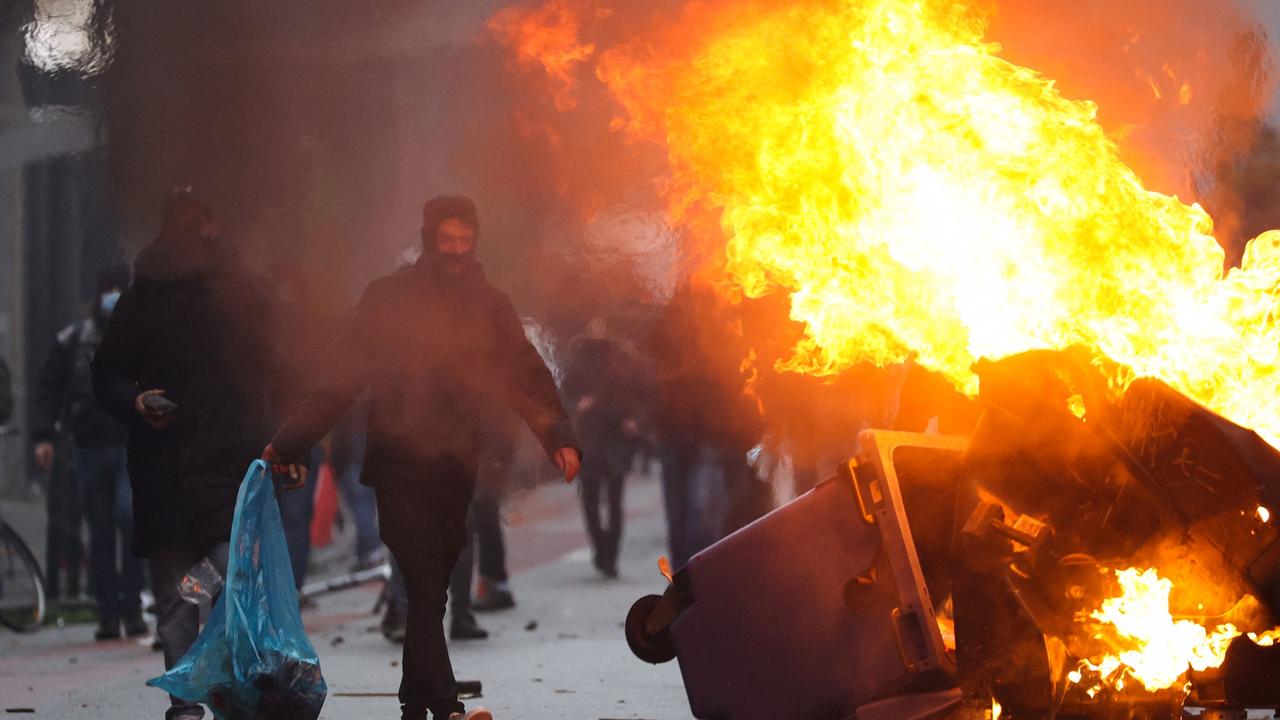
[0,521,46,632]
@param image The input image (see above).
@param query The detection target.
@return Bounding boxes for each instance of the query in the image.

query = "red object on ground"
[310,462,339,548]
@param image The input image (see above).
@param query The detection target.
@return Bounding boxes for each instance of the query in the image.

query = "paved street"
[1,473,691,720]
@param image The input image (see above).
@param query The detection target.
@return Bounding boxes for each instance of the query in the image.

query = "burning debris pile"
[626,351,1280,719]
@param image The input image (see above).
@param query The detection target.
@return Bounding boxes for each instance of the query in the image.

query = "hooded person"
[263,194,582,720]
[92,189,303,720]
[33,263,144,641]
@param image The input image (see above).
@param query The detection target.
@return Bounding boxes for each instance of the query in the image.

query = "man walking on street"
[92,190,304,720]
[562,317,648,578]
[34,264,148,641]
[265,195,581,720]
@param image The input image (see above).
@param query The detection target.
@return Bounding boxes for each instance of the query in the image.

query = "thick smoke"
[100,0,675,330]
[94,0,1280,476]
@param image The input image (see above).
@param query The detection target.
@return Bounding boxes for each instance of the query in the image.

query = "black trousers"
[45,439,83,599]
[373,456,473,719]
[579,464,625,570]
[472,493,507,582]
[150,541,230,719]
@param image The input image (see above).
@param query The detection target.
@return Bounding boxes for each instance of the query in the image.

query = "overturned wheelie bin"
[627,431,966,720]
[626,356,1280,720]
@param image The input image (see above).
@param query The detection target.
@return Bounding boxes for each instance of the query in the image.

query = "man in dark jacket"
[648,282,765,569]
[264,195,581,720]
[34,264,147,641]
[92,191,302,720]
[562,317,649,577]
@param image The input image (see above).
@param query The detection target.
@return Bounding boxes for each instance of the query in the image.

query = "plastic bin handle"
[849,461,876,525]
[890,606,919,672]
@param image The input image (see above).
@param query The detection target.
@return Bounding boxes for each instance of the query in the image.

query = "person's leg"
[721,442,770,536]
[151,542,229,717]
[381,555,408,643]
[388,555,408,611]
[43,481,61,598]
[659,442,691,569]
[450,507,474,612]
[111,448,147,628]
[62,444,85,597]
[602,467,626,573]
[579,472,605,566]
[472,494,506,583]
[447,525,486,640]
[337,463,382,562]
[472,492,513,612]
[79,446,122,634]
[45,441,80,599]
[377,472,470,719]
[275,446,319,589]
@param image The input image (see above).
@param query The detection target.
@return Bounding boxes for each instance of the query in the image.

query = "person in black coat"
[33,264,147,641]
[264,195,580,720]
[561,318,650,577]
[92,191,303,720]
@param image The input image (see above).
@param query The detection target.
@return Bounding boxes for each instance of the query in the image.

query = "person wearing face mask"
[263,195,581,720]
[33,263,146,641]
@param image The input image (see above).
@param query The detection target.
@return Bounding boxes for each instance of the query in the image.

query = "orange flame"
[488,0,602,111]
[1076,568,1243,693]
[495,0,1280,447]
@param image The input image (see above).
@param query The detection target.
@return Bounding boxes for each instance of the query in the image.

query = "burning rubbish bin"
[626,352,1280,720]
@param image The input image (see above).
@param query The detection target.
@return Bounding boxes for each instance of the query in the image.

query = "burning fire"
[1076,568,1248,694]
[488,0,601,111]
[494,0,1280,447]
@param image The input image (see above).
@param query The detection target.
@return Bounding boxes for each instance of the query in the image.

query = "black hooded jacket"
[270,258,578,483]
[92,236,280,557]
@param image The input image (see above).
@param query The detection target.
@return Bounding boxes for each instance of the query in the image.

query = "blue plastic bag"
[149,460,328,719]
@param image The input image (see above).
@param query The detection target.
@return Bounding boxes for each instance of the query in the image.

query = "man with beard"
[92,190,305,720]
[264,195,581,720]
[34,264,147,641]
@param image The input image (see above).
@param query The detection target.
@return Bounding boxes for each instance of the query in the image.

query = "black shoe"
[593,554,619,579]
[352,547,388,572]
[449,613,489,641]
[399,703,428,720]
[381,605,407,644]
[473,579,515,613]
[123,608,149,637]
[94,616,121,641]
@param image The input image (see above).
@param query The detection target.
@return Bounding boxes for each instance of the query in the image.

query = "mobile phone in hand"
[142,394,179,415]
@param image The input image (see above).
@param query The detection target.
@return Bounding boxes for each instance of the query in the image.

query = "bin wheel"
[625,594,676,664]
